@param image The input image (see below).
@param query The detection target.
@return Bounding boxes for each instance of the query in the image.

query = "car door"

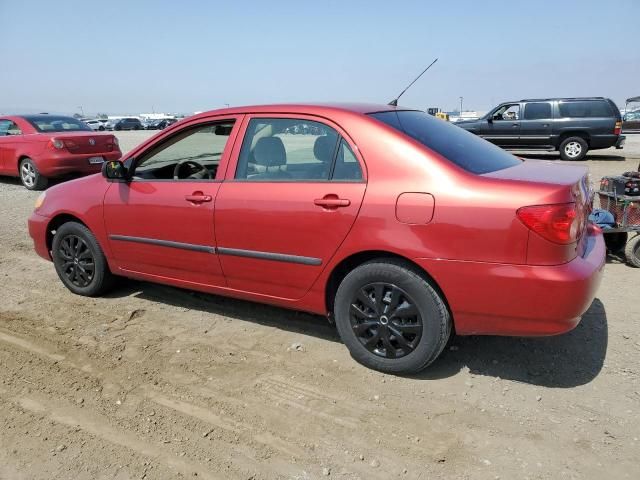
[519,101,553,147]
[103,117,241,286]
[215,115,367,300]
[0,119,10,172]
[481,103,521,147]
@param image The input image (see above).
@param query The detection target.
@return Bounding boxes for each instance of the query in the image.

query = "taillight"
[112,136,119,147]
[517,203,580,244]
[47,138,65,150]
[614,121,622,135]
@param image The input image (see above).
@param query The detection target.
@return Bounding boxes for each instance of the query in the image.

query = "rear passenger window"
[235,118,340,181]
[333,140,363,180]
[0,120,22,136]
[558,101,612,118]
[524,102,552,120]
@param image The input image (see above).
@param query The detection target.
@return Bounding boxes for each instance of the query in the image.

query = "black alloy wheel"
[52,222,115,296]
[350,282,423,359]
[57,234,95,287]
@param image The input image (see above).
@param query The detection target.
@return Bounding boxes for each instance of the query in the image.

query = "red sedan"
[0,115,121,190]
[28,104,605,373]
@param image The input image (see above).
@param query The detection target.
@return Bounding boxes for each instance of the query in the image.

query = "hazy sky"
[1,0,638,115]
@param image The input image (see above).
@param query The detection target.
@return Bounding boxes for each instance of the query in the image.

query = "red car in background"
[0,115,121,190]
[28,103,605,374]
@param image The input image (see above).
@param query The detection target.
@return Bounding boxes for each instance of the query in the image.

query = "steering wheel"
[173,160,212,180]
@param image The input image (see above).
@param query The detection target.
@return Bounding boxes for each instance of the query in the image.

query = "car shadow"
[105,280,608,388]
[104,279,341,344]
[416,298,608,388]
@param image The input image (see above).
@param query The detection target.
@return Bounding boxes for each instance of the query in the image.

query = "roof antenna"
[388,58,438,106]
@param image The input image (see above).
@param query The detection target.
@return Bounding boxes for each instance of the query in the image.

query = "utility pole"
[78,106,84,117]
[459,97,463,116]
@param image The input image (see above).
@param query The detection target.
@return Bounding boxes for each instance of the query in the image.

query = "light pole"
[459,97,463,116]
[78,106,84,117]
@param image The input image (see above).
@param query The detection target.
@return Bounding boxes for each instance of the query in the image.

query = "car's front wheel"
[333,259,451,374]
[19,157,48,190]
[559,136,588,161]
[52,222,115,296]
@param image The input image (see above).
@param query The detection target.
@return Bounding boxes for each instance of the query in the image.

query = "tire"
[333,259,451,374]
[624,234,640,268]
[99,126,105,131]
[114,126,121,131]
[51,222,115,296]
[19,157,48,190]
[604,232,628,253]
[559,136,588,161]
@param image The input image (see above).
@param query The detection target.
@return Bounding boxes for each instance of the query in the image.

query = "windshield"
[369,110,522,174]
[26,116,93,133]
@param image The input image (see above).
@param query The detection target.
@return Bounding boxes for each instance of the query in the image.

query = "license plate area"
[88,156,104,164]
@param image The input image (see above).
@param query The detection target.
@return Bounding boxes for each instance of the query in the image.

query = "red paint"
[0,115,121,178]
[28,103,605,337]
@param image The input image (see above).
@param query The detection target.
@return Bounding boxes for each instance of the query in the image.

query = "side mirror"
[102,160,129,181]
[487,117,493,124]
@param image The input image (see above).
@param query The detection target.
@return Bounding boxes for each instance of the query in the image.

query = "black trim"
[217,247,322,266]
[109,235,215,253]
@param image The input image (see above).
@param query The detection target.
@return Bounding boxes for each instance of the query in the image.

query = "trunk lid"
[53,132,118,154]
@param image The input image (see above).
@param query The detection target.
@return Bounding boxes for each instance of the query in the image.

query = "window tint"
[25,116,92,133]
[134,122,234,180]
[524,102,552,120]
[558,101,612,118]
[369,110,521,174]
[0,120,22,136]
[333,139,363,180]
[235,118,339,181]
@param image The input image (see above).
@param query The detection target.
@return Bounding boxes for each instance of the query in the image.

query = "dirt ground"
[1,131,639,480]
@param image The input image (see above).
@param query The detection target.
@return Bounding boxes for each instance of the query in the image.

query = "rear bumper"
[415,224,606,336]
[28,211,51,261]
[589,134,622,150]
[36,151,121,177]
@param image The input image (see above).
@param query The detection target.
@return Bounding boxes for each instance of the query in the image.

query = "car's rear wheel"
[333,259,451,374]
[559,136,588,161]
[625,234,640,268]
[19,157,48,190]
[52,222,115,296]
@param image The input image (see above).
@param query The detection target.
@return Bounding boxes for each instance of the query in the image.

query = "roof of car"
[194,103,411,118]
[511,97,607,103]
[18,114,78,121]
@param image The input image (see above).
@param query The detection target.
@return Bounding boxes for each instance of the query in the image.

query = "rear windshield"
[369,110,521,174]
[26,116,92,133]
[558,101,612,118]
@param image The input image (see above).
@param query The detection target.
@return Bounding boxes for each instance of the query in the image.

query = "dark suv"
[113,118,144,131]
[457,97,625,160]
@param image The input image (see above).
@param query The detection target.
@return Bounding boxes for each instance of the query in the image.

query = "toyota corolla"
[28,104,605,374]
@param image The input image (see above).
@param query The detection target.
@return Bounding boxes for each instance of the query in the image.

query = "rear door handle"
[314,196,351,209]
[185,192,212,203]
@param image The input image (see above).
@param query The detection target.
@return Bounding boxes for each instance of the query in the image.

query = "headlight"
[34,192,46,210]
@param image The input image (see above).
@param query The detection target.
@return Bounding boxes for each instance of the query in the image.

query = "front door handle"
[314,195,351,209]
[185,191,212,203]
[512,123,519,127]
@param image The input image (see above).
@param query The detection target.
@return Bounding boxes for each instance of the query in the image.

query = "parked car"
[457,97,625,160]
[623,111,640,133]
[0,114,121,190]
[156,118,178,130]
[113,118,144,131]
[28,104,605,373]
[84,119,108,131]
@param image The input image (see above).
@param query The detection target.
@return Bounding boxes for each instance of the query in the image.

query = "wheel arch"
[46,213,89,252]
[558,131,591,147]
[324,250,453,326]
